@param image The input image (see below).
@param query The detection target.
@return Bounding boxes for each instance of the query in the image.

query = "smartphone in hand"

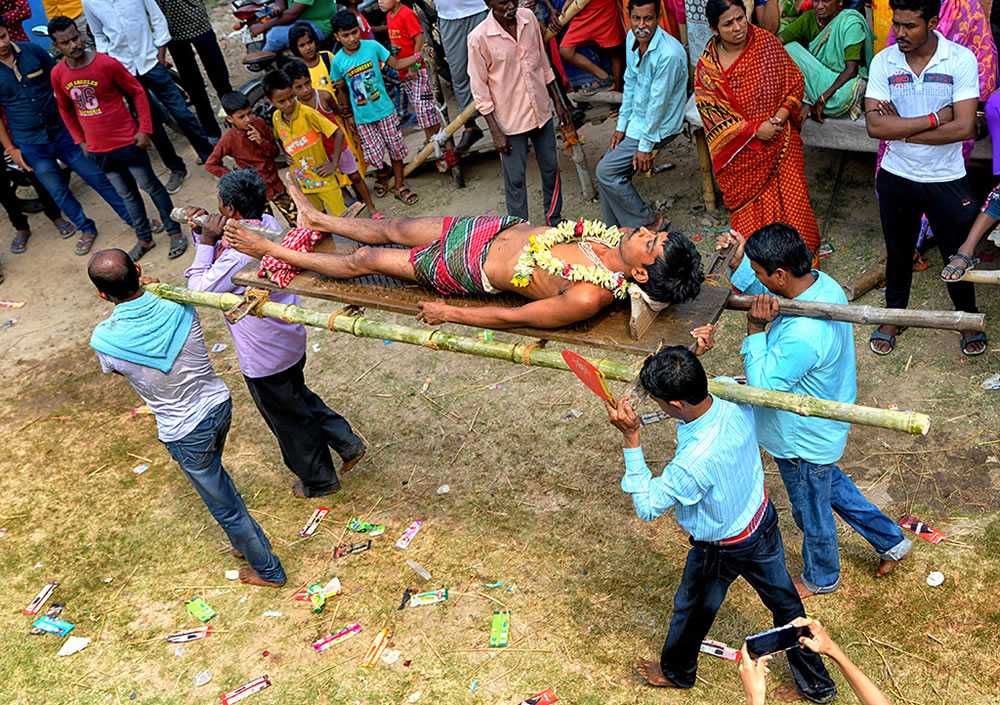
[745,624,811,659]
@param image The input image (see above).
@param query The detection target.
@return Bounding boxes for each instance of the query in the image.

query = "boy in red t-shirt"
[48,16,182,262]
[377,0,441,142]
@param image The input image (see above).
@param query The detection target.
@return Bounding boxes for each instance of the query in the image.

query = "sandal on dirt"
[941,253,978,281]
[373,169,390,197]
[150,219,165,234]
[371,211,386,219]
[870,326,906,356]
[10,230,30,254]
[393,185,419,205]
[167,236,188,260]
[961,332,988,356]
[56,221,76,239]
[75,231,97,256]
[127,240,156,261]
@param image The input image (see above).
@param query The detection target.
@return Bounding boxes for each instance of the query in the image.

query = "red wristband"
[4,146,16,153]
[928,113,937,129]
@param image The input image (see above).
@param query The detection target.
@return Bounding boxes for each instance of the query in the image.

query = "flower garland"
[510,220,631,299]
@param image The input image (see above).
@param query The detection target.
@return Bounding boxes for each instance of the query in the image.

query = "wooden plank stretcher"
[230,233,731,357]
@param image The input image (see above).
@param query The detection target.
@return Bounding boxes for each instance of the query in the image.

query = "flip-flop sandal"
[869,328,896,356]
[371,211,386,219]
[373,170,390,197]
[10,231,30,254]
[167,236,188,260]
[393,186,419,205]
[150,219,165,234]
[941,253,978,281]
[961,332,988,356]
[127,240,156,261]
[75,232,97,256]
[56,221,76,239]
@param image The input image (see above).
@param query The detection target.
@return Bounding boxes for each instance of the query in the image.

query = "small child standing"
[329,10,420,205]
[379,0,442,144]
[205,93,298,226]
[285,60,380,217]
[263,70,346,216]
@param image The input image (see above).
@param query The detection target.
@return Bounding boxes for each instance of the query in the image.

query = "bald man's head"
[89,249,140,302]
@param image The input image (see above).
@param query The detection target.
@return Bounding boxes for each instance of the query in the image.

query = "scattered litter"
[294,577,341,600]
[313,623,361,652]
[306,582,327,613]
[420,379,431,394]
[185,596,216,623]
[926,571,945,587]
[489,610,510,647]
[398,588,413,610]
[818,244,835,258]
[888,404,899,411]
[299,507,330,538]
[436,485,450,495]
[132,464,148,475]
[0,317,21,330]
[470,681,478,692]
[333,540,371,559]
[23,581,59,615]
[33,562,43,569]
[988,456,998,463]
[262,611,282,617]
[312,343,321,353]
[981,373,1000,390]
[560,409,582,421]
[361,629,392,667]
[131,405,153,415]
[395,520,422,549]
[488,383,502,390]
[383,340,393,345]
[0,300,25,308]
[381,649,401,664]
[403,660,411,667]
[211,343,228,353]
[165,626,211,643]
[505,584,517,593]
[410,588,448,607]
[262,651,269,657]
[408,693,421,703]
[239,595,248,604]
[220,674,271,704]
[406,560,431,580]
[347,517,385,536]
[174,645,185,656]
[31,616,73,636]
[192,670,212,687]
[478,330,494,341]
[898,514,946,544]
[692,235,702,242]
[225,570,240,580]
[514,689,557,705]
[58,636,91,657]
[0,528,6,538]
[104,577,113,583]
[484,580,503,588]
[701,639,741,661]
[29,603,65,635]
[351,585,362,593]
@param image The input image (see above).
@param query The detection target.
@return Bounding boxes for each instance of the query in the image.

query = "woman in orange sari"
[695,0,821,254]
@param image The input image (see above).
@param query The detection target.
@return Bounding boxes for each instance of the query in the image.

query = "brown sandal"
[373,168,390,197]
[393,185,419,205]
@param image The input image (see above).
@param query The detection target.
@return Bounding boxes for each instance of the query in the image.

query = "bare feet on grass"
[341,450,366,474]
[770,681,805,702]
[876,551,907,578]
[238,563,285,588]
[634,656,680,687]
[792,574,817,599]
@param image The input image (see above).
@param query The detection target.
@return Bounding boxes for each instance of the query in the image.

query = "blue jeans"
[138,62,214,161]
[775,458,913,593]
[18,127,131,233]
[163,399,286,584]
[661,503,837,703]
[263,21,327,52]
[91,144,180,242]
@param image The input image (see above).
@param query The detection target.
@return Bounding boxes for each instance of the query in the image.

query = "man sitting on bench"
[223,176,703,330]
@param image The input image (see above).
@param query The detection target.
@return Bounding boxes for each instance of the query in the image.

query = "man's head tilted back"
[643,232,704,306]
[89,249,141,303]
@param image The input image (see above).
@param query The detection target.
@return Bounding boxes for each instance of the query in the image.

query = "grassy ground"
[3,117,1000,703]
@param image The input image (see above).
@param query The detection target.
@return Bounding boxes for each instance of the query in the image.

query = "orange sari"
[695,25,820,253]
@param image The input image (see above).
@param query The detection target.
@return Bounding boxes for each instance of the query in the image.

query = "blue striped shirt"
[621,394,765,542]
[732,257,856,464]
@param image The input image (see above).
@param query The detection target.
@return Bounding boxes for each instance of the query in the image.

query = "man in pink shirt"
[467,0,570,225]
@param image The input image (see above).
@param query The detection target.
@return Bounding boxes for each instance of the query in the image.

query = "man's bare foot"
[230,548,244,559]
[285,172,324,231]
[341,451,366,474]
[876,551,907,577]
[792,574,817,599]
[238,563,285,587]
[634,656,680,687]
[770,681,805,702]
[292,480,307,499]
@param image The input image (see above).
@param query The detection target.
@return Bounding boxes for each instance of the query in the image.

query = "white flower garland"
[511,220,631,299]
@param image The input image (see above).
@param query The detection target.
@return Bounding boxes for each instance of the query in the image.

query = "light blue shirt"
[732,257,856,464]
[621,393,765,542]
[615,27,688,153]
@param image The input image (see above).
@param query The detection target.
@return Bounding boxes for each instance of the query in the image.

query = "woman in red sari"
[695,0,821,254]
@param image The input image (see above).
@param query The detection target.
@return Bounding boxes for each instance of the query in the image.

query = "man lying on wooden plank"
[223,176,703,330]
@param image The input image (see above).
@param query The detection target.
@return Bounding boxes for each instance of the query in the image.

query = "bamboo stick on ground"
[143,283,931,435]
[843,262,885,301]
[725,294,985,332]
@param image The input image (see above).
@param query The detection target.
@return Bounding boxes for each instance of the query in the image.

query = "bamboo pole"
[843,262,885,301]
[143,283,931,435]
[725,294,985,332]
[955,269,1000,285]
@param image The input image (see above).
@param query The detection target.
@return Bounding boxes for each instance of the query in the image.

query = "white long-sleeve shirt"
[83,0,171,76]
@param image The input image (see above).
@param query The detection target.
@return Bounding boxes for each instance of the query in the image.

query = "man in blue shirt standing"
[719,224,912,604]
[606,346,837,703]
[594,0,686,230]
[0,19,135,258]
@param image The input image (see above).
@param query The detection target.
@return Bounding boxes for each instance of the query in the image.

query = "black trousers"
[876,169,978,313]
[168,30,234,140]
[660,503,837,703]
[243,355,364,497]
[0,166,62,231]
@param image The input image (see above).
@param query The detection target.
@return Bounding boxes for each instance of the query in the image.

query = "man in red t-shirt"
[49,15,182,262]
[378,0,441,142]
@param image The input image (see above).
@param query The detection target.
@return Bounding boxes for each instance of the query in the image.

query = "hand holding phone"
[745,623,812,659]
